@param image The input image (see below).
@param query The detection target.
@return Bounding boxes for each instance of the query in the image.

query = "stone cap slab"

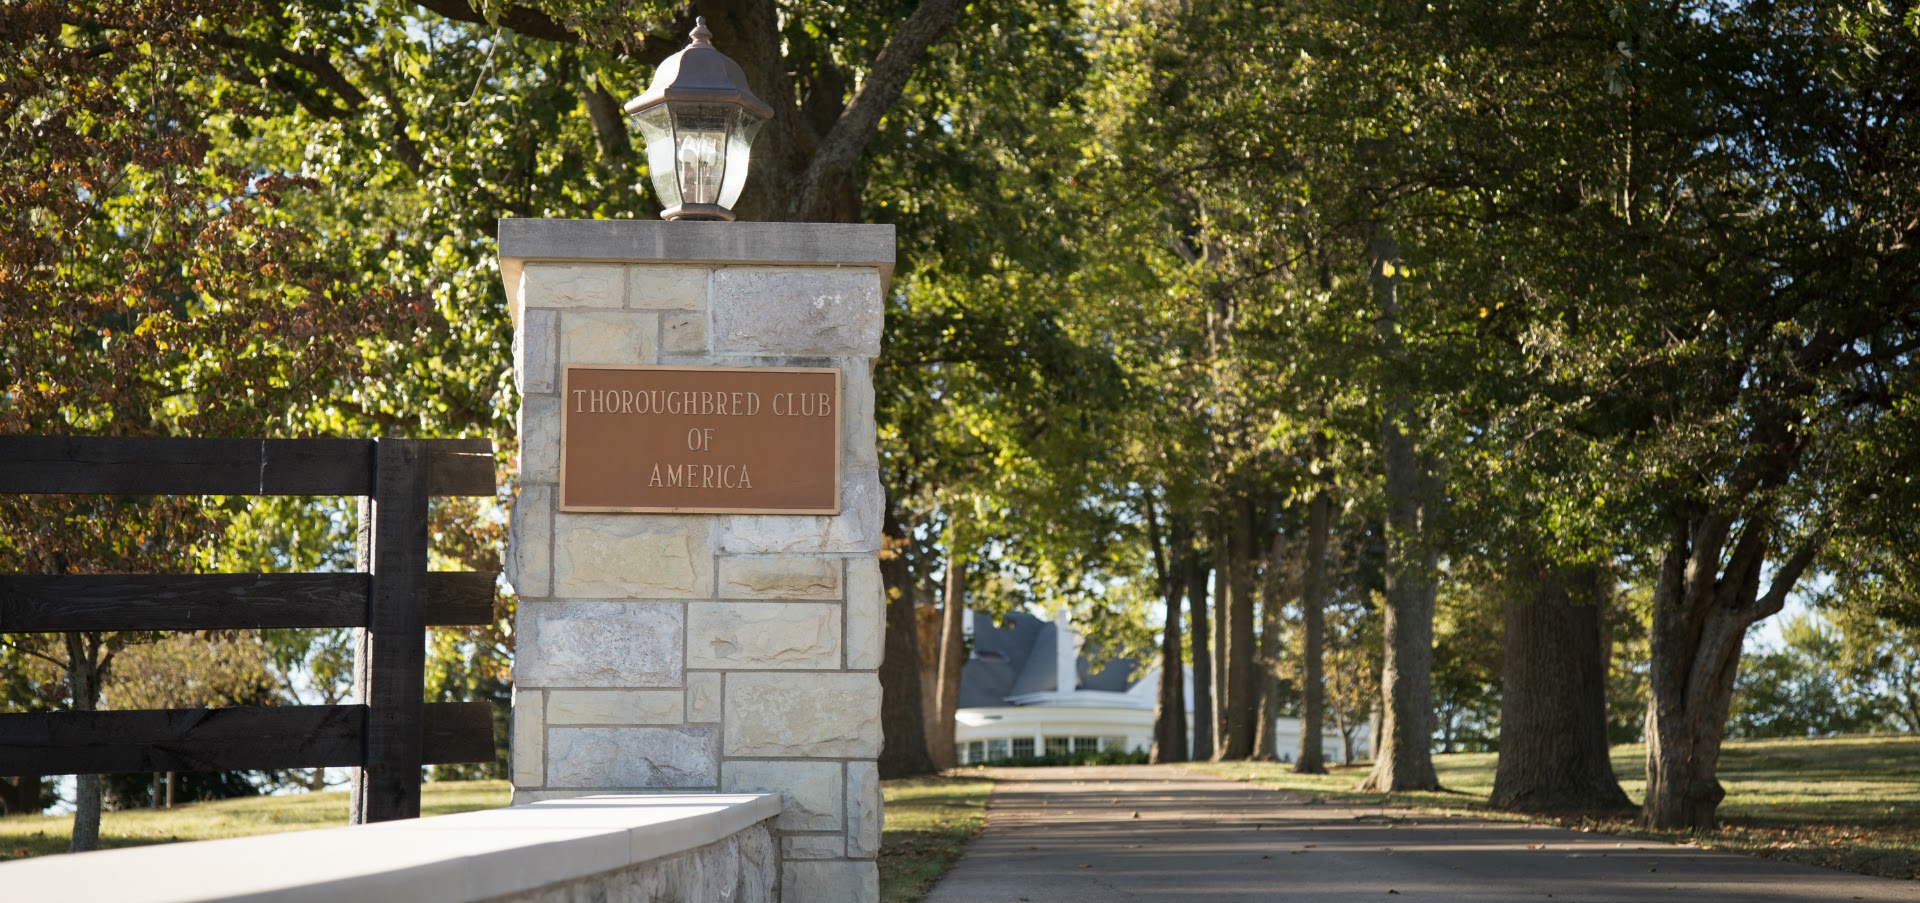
[0,792,780,903]
[499,219,896,319]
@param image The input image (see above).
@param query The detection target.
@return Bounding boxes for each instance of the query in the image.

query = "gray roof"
[958,611,1143,708]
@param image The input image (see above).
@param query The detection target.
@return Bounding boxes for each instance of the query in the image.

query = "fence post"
[350,438,430,824]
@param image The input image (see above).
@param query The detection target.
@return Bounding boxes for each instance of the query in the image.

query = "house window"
[967,740,985,764]
[1011,737,1035,759]
[1073,736,1099,754]
[987,738,1010,761]
[955,744,968,765]
[1045,737,1070,756]
[1103,737,1128,752]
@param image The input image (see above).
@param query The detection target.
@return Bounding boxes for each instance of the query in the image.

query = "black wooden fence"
[0,436,499,823]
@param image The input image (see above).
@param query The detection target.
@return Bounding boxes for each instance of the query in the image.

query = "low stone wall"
[0,793,780,903]
[483,821,776,903]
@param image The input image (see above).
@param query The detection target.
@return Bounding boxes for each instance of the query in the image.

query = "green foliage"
[1606,584,1654,745]
[1730,615,1880,739]
[1431,583,1502,753]
[1730,607,1920,739]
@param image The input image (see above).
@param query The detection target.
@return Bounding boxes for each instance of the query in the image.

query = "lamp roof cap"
[624,17,774,121]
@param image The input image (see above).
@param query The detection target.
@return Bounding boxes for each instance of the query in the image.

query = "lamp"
[625,17,774,221]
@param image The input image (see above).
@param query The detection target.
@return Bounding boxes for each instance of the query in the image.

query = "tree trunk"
[1368,703,1383,765]
[1641,511,1820,829]
[1150,513,1190,764]
[878,508,937,778]
[1189,556,1216,760]
[0,776,43,815]
[917,601,941,748]
[1295,484,1330,774]
[165,771,177,808]
[1359,236,1440,793]
[1490,559,1631,813]
[929,526,968,771]
[1254,520,1285,761]
[66,632,102,852]
[1219,500,1258,760]
[1211,550,1230,759]
[1152,586,1191,764]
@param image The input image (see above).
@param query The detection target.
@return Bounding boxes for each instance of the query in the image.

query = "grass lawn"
[1195,734,1920,880]
[0,780,511,860]
[879,774,995,903]
[0,772,996,903]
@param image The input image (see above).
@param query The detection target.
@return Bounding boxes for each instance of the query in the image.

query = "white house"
[952,610,1369,766]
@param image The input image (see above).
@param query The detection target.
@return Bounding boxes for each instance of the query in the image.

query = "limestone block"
[724,672,882,758]
[547,689,685,725]
[739,814,778,890]
[559,310,658,367]
[524,264,624,309]
[711,267,882,357]
[722,760,843,831]
[662,312,707,355]
[553,514,712,598]
[505,484,552,598]
[511,687,544,788]
[845,556,885,670]
[848,760,883,858]
[546,726,718,788]
[841,358,878,468]
[514,308,558,395]
[784,861,879,903]
[716,556,842,599]
[628,266,708,311]
[782,834,845,860]
[714,469,884,555]
[515,600,683,688]
[688,671,722,722]
[519,394,560,484]
[690,602,841,670]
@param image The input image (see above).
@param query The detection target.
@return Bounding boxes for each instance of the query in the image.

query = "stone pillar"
[499,219,891,903]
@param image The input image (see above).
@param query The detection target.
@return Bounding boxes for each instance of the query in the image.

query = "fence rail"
[0,435,499,823]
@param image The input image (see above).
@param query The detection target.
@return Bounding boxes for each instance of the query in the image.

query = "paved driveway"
[923,765,1920,902]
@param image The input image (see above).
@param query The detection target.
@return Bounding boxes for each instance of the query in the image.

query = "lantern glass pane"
[631,105,681,210]
[670,103,732,206]
[717,112,762,210]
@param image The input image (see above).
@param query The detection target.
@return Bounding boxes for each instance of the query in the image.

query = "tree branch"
[788,0,967,220]
[201,33,365,121]
[410,0,691,65]
[1751,528,1827,624]
[410,0,583,44]
[581,76,630,161]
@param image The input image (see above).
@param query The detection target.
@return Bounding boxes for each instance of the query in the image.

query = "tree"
[1728,613,1878,740]
[101,635,278,808]
[1292,475,1332,773]
[1144,495,1192,764]
[1557,0,1920,829]
[1488,561,1632,812]
[1826,606,1920,734]
[1,0,428,848]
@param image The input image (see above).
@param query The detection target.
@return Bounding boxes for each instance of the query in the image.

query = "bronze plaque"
[560,365,842,514]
